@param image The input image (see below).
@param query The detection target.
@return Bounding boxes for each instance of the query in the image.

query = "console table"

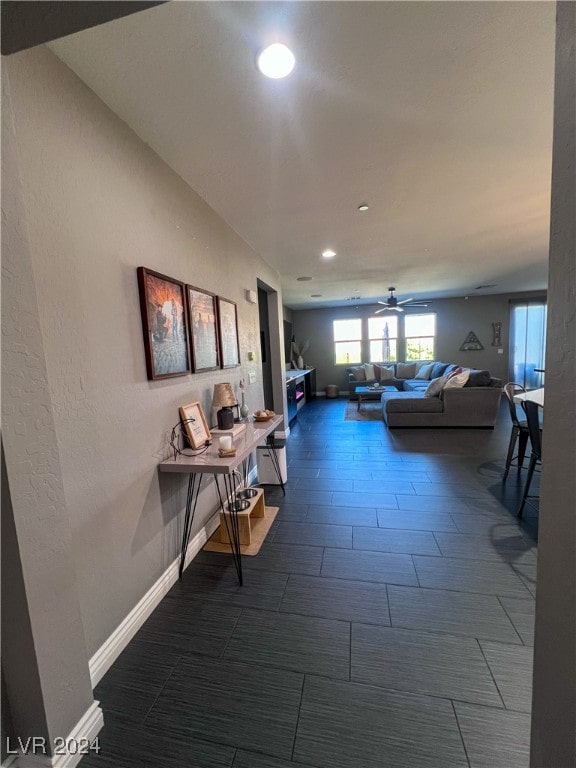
[158,414,284,585]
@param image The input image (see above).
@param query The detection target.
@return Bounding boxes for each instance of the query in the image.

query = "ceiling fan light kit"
[374,287,430,314]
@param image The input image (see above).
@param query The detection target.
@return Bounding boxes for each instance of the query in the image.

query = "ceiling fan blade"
[374,306,388,314]
[392,306,404,312]
[397,298,414,305]
[407,302,429,307]
[377,300,387,305]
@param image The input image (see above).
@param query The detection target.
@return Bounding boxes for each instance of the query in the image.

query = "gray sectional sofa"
[381,383,502,428]
[347,361,502,428]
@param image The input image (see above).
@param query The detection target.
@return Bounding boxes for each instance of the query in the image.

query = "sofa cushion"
[444,368,470,389]
[384,391,444,414]
[350,366,366,381]
[379,365,395,381]
[425,374,450,397]
[363,363,376,380]
[415,362,434,380]
[443,364,458,376]
[430,361,449,379]
[396,362,417,379]
[403,380,430,392]
[464,369,492,387]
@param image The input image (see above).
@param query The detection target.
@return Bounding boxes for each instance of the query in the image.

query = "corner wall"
[3,45,284,660]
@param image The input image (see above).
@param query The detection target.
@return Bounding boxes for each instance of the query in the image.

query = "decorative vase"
[297,355,304,370]
[217,406,234,430]
[240,392,250,419]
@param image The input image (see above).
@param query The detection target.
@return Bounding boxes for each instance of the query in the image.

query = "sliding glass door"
[510,301,547,389]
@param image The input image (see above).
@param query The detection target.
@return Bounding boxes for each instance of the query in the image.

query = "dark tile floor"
[82,398,538,768]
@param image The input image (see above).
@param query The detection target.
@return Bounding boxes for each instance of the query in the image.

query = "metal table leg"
[214,472,244,585]
[178,473,204,579]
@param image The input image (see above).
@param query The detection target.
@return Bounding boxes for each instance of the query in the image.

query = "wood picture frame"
[186,285,220,372]
[179,401,211,449]
[137,267,190,380]
[217,296,240,368]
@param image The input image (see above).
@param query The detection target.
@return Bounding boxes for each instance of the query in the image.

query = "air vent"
[475,284,496,290]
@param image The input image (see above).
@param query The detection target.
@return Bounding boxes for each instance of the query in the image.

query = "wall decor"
[137,267,190,380]
[217,296,240,368]
[491,321,502,346]
[187,285,220,372]
[179,401,211,449]
[460,331,484,351]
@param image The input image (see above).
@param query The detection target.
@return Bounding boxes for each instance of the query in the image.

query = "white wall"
[4,46,284,657]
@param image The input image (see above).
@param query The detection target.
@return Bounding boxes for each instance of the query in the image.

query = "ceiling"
[49,1,556,310]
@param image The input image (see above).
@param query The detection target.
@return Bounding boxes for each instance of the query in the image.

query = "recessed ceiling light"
[257,43,295,79]
[358,203,369,212]
[297,276,313,281]
[322,249,336,258]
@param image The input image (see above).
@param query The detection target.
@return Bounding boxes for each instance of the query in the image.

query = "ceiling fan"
[374,287,430,314]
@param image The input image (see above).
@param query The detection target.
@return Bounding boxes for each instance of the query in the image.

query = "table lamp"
[212,383,236,429]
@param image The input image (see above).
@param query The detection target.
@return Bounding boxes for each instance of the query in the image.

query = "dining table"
[513,387,544,407]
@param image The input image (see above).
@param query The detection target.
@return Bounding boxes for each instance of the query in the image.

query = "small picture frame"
[217,296,240,368]
[137,267,191,380]
[179,401,211,449]
[187,285,220,372]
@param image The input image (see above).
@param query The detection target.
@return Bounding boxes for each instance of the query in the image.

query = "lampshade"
[212,383,236,408]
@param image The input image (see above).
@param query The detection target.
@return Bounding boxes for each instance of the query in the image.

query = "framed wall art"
[217,296,240,368]
[137,267,190,380]
[187,285,220,372]
[179,401,211,449]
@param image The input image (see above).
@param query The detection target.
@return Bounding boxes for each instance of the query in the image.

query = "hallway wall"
[3,46,284,658]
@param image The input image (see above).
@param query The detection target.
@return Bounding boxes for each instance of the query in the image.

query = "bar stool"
[517,399,543,518]
[502,382,529,481]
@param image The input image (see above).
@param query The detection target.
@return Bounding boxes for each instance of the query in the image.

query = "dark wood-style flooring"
[82,397,538,768]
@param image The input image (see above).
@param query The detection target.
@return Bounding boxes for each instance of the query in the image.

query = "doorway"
[257,285,274,410]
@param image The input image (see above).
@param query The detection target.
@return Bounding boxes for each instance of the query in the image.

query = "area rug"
[344,401,383,421]
[203,506,279,556]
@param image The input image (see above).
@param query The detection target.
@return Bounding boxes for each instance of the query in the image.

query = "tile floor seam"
[476,637,507,709]
[140,652,184,727]
[451,699,472,768]
[496,594,533,647]
[291,675,307,762]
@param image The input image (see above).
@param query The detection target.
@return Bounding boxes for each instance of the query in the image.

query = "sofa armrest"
[442,387,502,426]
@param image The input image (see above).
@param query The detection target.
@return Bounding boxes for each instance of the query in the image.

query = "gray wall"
[530,3,575,765]
[291,293,545,392]
[3,43,284,671]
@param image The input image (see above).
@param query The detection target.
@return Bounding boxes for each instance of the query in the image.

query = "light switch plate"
[497,348,504,354]
[248,371,256,384]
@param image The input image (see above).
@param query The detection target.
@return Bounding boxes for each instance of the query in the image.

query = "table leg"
[214,473,244,585]
[178,473,203,579]
[357,395,362,412]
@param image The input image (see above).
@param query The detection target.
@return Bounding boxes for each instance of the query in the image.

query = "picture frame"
[179,401,211,449]
[137,267,190,380]
[186,285,220,372]
[217,296,240,368]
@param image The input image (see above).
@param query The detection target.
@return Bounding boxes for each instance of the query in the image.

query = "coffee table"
[355,385,396,412]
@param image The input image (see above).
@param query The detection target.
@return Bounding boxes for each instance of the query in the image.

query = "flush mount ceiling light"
[311,294,322,297]
[358,203,369,212]
[297,276,313,281]
[322,249,336,258]
[257,43,295,79]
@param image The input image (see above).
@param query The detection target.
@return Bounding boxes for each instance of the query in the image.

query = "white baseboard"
[89,465,259,687]
[2,755,18,768]
[13,701,103,768]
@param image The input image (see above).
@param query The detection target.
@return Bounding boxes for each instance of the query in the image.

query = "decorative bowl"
[253,411,275,422]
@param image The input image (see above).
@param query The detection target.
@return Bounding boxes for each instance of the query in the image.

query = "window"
[333,319,361,364]
[368,316,398,362]
[404,314,435,360]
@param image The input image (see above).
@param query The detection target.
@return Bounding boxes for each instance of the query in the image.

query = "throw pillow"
[350,367,366,381]
[363,363,376,380]
[444,369,470,389]
[396,362,417,379]
[464,369,491,387]
[443,364,458,377]
[430,361,449,379]
[415,362,434,380]
[424,375,450,397]
[379,365,395,381]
